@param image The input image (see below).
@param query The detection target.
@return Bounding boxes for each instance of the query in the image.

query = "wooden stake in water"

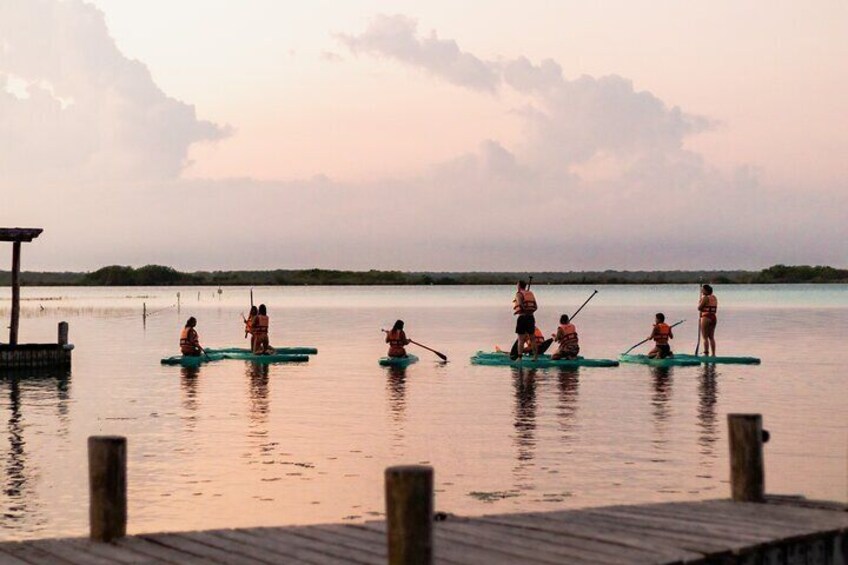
[385,465,434,565]
[728,414,765,502]
[58,321,69,346]
[89,436,127,542]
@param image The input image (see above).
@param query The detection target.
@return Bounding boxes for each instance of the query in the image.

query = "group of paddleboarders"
[510,280,580,361]
[647,284,718,359]
[178,304,274,357]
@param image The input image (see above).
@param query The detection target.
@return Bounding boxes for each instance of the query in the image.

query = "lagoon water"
[0,284,846,541]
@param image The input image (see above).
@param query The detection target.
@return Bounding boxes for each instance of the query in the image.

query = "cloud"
[337,14,500,92]
[0,0,229,182]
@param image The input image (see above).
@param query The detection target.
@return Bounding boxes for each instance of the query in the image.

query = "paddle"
[568,289,598,323]
[694,285,703,355]
[623,319,686,355]
[382,330,447,362]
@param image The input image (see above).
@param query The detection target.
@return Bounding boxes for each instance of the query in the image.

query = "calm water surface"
[0,284,846,540]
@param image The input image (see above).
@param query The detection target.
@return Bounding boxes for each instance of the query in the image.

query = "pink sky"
[2,0,846,270]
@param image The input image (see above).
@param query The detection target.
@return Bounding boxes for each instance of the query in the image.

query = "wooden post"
[89,436,127,542]
[385,465,433,565]
[58,321,69,346]
[728,414,765,502]
[9,240,21,345]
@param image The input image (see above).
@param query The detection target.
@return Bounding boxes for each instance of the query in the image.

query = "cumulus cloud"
[0,0,229,182]
[337,14,500,92]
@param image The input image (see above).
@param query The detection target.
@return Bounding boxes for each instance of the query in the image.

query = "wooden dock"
[0,496,846,564]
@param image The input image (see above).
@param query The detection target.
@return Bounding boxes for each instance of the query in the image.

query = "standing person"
[647,313,674,359]
[698,284,718,356]
[513,280,538,361]
[180,317,203,357]
[551,315,580,360]
[385,320,410,358]
[243,305,258,352]
[252,304,271,354]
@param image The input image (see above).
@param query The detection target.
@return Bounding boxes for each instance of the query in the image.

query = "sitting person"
[385,320,410,358]
[179,317,203,357]
[510,326,553,358]
[551,315,579,360]
[647,313,674,359]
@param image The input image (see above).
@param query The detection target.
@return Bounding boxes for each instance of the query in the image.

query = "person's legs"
[648,346,660,358]
[706,318,717,356]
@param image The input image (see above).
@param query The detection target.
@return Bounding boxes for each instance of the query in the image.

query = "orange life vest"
[252,315,269,337]
[558,323,579,347]
[653,322,671,345]
[522,327,545,352]
[513,289,538,315]
[244,317,254,335]
[180,327,199,354]
[386,329,407,347]
[700,295,718,318]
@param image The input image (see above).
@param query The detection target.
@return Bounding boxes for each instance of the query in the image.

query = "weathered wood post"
[89,436,127,542]
[58,321,69,346]
[385,465,433,565]
[9,240,21,345]
[728,414,765,502]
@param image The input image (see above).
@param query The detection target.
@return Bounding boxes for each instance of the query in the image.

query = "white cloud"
[0,0,229,182]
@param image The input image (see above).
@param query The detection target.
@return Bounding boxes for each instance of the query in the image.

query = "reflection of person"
[698,284,718,356]
[552,314,580,360]
[513,280,538,361]
[252,304,271,354]
[647,313,673,359]
[179,317,202,356]
[386,320,410,358]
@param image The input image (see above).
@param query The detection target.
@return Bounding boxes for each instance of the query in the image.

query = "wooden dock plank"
[2,498,846,565]
[477,511,703,563]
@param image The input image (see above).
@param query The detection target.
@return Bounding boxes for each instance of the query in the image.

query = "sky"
[1,0,846,271]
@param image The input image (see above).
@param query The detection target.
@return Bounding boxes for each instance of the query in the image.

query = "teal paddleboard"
[618,354,701,367]
[161,352,309,367]
[379,355,419,367]
[672,354,760,365]
[205,346,318,356]
[471,351,619,368]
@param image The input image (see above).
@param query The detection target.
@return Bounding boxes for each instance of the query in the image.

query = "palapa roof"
[0,228,44,242]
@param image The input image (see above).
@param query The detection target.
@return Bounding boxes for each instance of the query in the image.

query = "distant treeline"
[1,264,846,286]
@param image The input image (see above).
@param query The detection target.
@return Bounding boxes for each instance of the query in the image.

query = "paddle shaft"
[694,285,703,355]
[624,319,686,355]
[569,290,598,323]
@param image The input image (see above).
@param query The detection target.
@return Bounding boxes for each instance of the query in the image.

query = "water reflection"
[1,370,70,527]
[512,368,537,491]
[246,362,270,427]
[556,368,580,439]
[650,367,674,455]
[697,364,719,458]
[385,367,407,422]
[180,366,201,430]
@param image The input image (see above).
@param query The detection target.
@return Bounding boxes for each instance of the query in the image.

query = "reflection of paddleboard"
[618,354,701,367]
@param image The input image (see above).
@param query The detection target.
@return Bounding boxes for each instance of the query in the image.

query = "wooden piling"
[58,322,69,346]
[385,465,433,565]
[9,240,20,345]
[728,414,765,502]
[88,436,127,542]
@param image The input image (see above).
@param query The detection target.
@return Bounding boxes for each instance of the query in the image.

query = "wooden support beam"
[728,414,765,502]
[9,240,21,345]
[385,465,433,565]
[89,436,127,542]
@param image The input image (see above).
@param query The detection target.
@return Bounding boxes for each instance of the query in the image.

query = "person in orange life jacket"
[179,317,203,357]
[698,284,718,356]
[648,312,674,359]
[522,327,554,355]
[513,280,539,360]
[551,314,580,360]
[385,320,410,358]
[243,305,258,352]
[251,304,271,355]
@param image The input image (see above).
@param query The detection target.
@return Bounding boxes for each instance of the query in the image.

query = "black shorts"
[657,344,672,358]
[515,313,535,335]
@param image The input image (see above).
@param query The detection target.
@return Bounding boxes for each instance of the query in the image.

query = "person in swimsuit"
[698,284,718,356]
[513,280,539,361]
[385,320,410,358]
[647,313,673,359]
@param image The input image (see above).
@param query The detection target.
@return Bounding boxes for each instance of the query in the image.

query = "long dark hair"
[258,304,267,316]
[392,320,404,331]
[185,317,197,327]
[248,305,258,316]
[702,284,714,295]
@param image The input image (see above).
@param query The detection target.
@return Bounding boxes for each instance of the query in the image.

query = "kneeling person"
[648,313,673,359]
[386,320,410,358]
[180,317,203,357]
[551,315,579,360]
